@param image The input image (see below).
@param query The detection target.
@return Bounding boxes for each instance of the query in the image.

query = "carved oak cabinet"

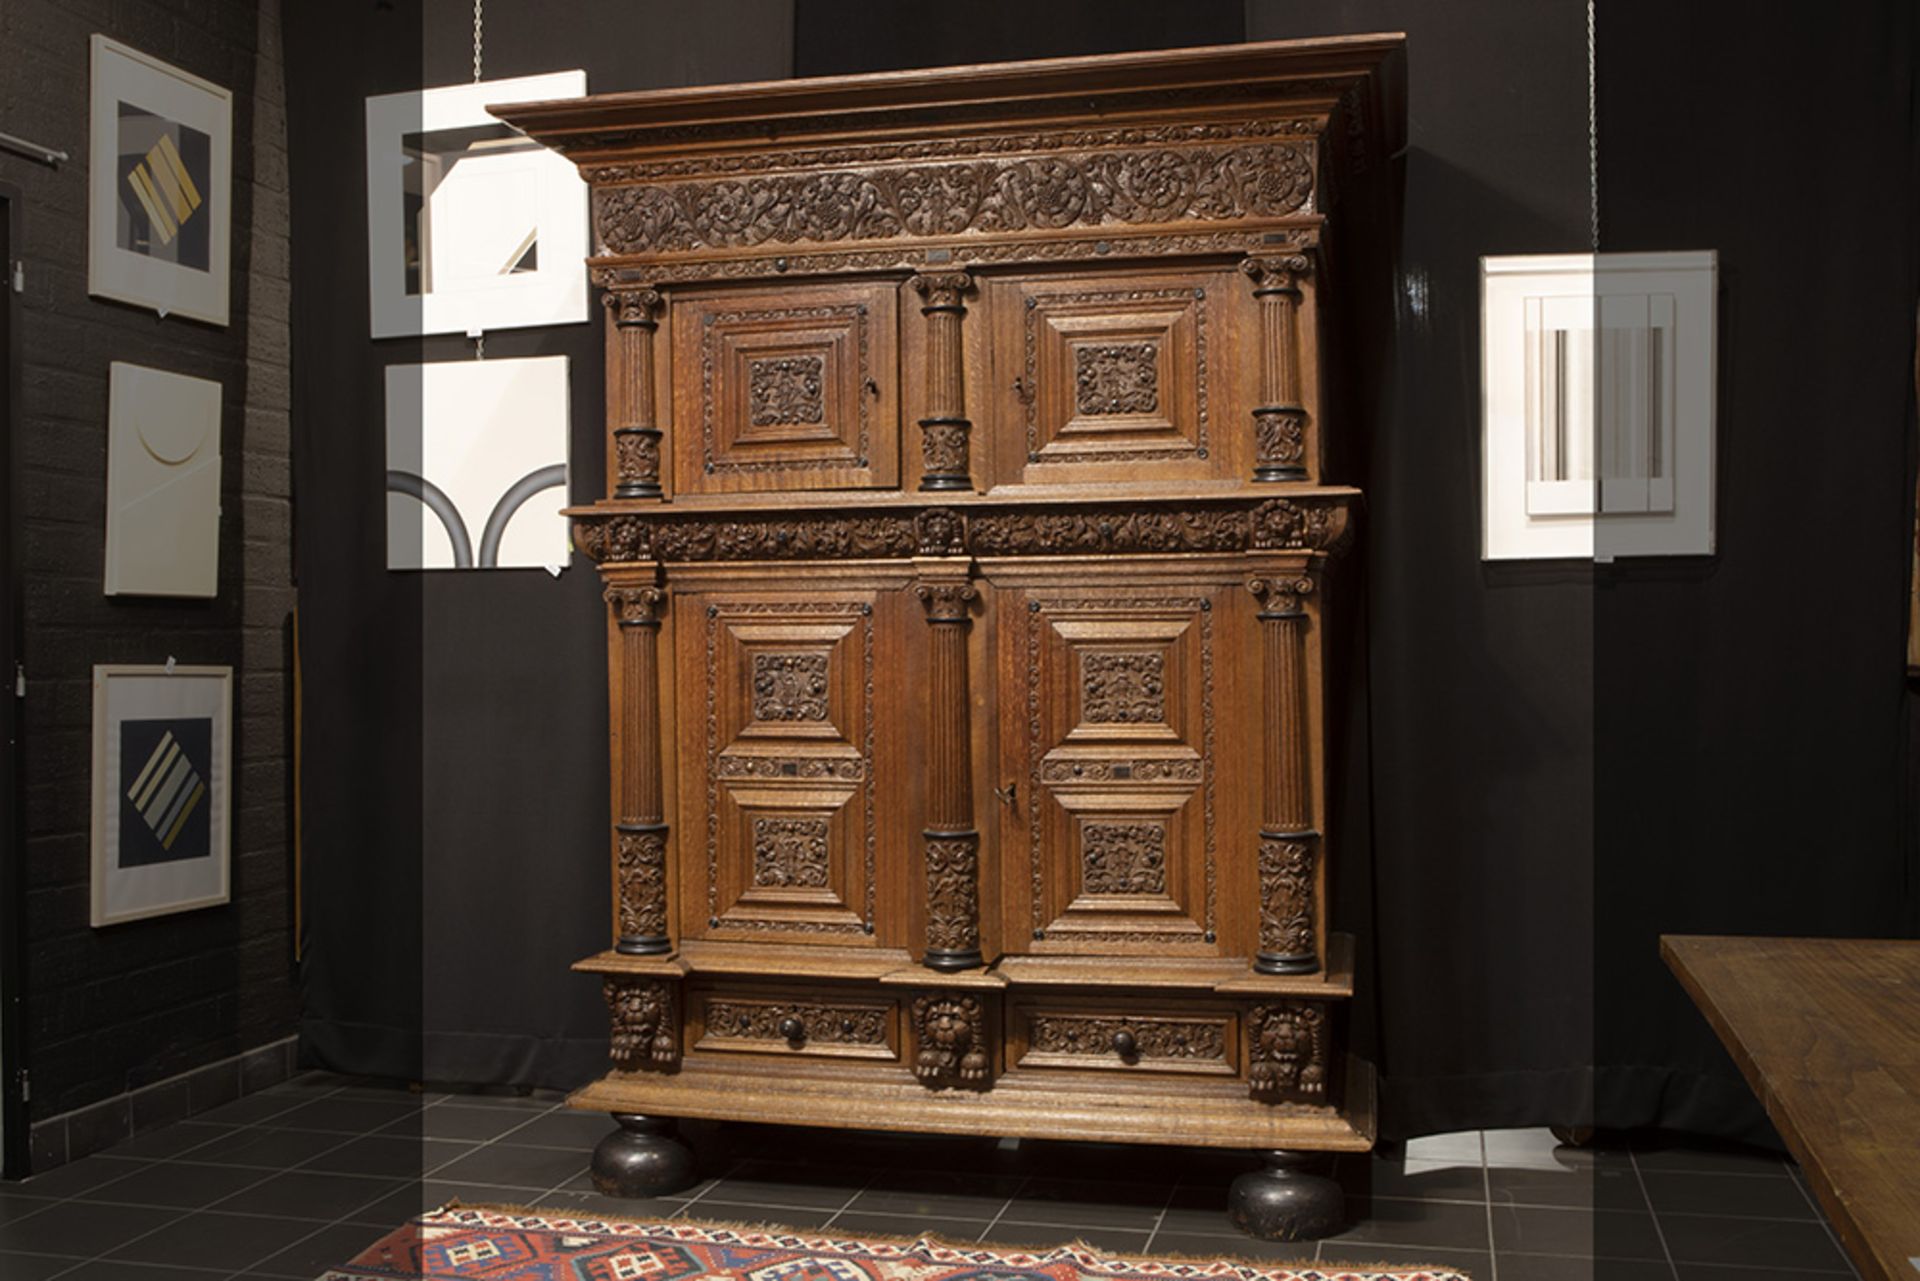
[496,34,1405,1239]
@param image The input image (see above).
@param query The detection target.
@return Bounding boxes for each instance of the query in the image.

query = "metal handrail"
[0,131,67,167]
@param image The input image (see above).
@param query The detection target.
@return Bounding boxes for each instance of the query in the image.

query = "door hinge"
[10,261,22,294]
[17,1069,28,1103]
[13,663,23,698]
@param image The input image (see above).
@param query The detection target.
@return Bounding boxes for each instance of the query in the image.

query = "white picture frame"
[1481,252,1719,561]
[105,362,223,598]
[91,664,233,927]
[383,356,572,570]
[365,72,589,339]
[88,35,232,326]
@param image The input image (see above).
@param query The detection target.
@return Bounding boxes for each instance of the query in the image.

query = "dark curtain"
[1592,0,1920,1144]
[1247,0,1599,1139]
[287,1,794,1093]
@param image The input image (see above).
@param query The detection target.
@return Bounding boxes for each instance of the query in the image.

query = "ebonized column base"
[918,476,972,492]
[591,1113,695,1198]
[1227,1149,1344,1241]
[613,483,664,500]
[922,948,984,972]
[615,936,673,956]
[1251,466,1309,483]
[1254,953,1320,976]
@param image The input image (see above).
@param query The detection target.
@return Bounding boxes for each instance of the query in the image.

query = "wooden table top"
[1662,935,1920,1281]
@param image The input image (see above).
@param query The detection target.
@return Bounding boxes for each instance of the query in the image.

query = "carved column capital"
[604,286,664,328]
[1241,252,1314,293]
[914,581,978,623]
[908,271,975,311]
[1247,575,1314,618]
[606,584,667,627]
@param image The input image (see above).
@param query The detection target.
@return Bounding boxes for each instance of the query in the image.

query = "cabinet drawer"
[688,983,901,1063]
[1007,997,1240,1078]
[671,281,899,494]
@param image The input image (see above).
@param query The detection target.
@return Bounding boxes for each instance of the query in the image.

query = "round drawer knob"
[778,1016,807,1046]
[1112,1029,1139,1061]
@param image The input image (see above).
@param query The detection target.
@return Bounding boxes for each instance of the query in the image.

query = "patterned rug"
[322,1207,1471,1281]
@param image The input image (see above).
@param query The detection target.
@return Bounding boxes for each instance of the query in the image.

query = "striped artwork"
[117,716,214,868]
[125,129,203,247]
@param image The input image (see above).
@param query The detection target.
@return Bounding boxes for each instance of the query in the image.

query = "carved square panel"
[1080,819,1167,895]
[1050,617,1194,745]
[717,788,861,929]
[751,652,831,723]
[673,282,899,493]
[998,269,1232,482]
[1079,651,1167,726]
[1046,791,1204,939]
[752,815,830,889]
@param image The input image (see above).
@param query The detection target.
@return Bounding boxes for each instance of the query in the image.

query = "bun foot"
[1227,1149,1344,1241]
[591,1113,696,1198]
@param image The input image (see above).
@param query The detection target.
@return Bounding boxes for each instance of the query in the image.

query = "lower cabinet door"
[992,572,1261,959]
[673,583,911,949]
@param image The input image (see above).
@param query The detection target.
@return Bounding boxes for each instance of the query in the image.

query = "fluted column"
[1242,255,1312,483]
[909,272,974,492]
[606,287,664,499]
[1247,574,1319,974]
[608,584,670,954]
[915,567,982,970]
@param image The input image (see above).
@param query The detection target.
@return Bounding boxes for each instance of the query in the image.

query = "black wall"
[0,0,299,1169]
[286,0,793,1091]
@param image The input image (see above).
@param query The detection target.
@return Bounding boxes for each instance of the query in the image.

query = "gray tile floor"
[0,1072,1859,1281]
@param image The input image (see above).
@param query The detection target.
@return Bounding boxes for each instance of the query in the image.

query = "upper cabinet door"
[986,265,1253,489]
[671,281,901,494]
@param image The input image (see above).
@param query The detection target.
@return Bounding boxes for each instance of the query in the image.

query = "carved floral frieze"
[574,498,1351,564]
[593,143,1314,256]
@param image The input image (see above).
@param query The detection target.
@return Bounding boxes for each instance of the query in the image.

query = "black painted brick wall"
[0,0,295,1152]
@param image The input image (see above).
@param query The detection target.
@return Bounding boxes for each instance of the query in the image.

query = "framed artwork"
[383,355,571,570]
[364,71,588,339]
[105,362,222,597]
[88,36,232,325]
[91,665,232,926]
